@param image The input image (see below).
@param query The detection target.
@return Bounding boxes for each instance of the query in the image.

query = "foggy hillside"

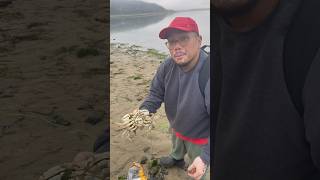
[111,0,172,15]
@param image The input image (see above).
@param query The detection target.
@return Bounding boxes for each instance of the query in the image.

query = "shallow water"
[110,10,210,54]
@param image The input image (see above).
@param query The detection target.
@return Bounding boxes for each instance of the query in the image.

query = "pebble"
[50,114,71,126]
[143,146,150,153]
[140,156,148,164]
[85,111,105,125]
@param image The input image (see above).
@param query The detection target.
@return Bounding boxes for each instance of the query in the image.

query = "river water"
[110,10,210,53]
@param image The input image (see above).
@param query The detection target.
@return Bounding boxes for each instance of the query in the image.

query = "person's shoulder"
[199,49,209,61]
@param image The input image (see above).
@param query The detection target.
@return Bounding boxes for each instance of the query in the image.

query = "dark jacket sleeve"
[139,59,168,113]
[200,79,210,165]
[303,50,320,170]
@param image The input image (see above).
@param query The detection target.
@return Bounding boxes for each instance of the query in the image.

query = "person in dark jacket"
[212,0,320,179]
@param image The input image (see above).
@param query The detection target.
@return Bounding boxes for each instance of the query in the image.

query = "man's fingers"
[187,157,206,179]
[187,164,195,172]
[188,168,196,175]
[193,171,203,180]
[188,169,203,180]
[187,164,196,177]
[187,168,196,176]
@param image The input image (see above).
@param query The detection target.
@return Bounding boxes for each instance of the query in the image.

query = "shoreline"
[110,8,210,18]
[110,11,173,19]
[110,43,169,60]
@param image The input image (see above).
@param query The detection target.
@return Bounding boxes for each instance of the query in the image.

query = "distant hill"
[111,0,172,15]
[178,8,210,12]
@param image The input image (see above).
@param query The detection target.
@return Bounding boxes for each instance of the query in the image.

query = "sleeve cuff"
[200,152,210,166]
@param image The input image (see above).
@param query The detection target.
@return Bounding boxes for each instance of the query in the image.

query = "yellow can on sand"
[127,162,147,180]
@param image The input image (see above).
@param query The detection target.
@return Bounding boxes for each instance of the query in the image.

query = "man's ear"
[198,35,203,46]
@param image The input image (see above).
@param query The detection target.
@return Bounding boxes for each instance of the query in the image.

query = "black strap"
[284,0,320,117]
[198,45,210,98]
[199,54,210,98]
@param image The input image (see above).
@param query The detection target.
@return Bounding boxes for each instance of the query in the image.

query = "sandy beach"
[110,43,210,180]
[0,0,107,179]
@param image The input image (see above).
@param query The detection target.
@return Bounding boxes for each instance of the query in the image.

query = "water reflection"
[111,13,170,32]
[111,10,210,53]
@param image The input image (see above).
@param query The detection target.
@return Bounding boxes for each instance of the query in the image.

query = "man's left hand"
[187,156,207,180]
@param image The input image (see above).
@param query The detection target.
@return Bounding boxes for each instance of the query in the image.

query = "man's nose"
[172,41,182,50]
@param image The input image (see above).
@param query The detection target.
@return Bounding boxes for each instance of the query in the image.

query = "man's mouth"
[174,52,186,58]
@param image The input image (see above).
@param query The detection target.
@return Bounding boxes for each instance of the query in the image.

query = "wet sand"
[0,0,107,179]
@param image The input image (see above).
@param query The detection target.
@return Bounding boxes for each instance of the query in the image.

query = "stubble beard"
[174,58,191,68]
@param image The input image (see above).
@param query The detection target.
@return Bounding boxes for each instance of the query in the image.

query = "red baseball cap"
[159,17,199,39]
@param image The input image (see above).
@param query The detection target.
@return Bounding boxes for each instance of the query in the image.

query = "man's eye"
[181,36,188,41]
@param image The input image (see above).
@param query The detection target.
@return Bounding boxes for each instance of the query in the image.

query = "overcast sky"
[140,0,209,10]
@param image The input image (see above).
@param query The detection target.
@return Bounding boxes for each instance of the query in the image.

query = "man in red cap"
[138,17,210,179]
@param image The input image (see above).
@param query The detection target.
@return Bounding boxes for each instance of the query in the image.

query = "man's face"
[212,0,259,17]
[166,30,202,67]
